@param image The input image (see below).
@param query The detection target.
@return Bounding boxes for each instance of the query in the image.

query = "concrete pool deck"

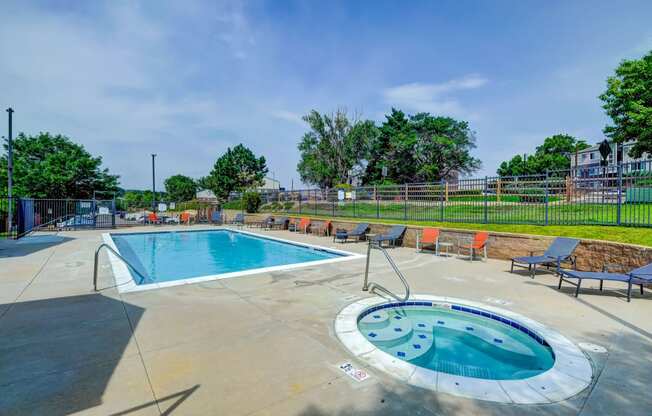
[1,225,651,415]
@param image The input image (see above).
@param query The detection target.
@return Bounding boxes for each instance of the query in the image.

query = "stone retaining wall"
[241,213,652,272]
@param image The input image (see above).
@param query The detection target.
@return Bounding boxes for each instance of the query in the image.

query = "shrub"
[242,191,262,213]
[222,199,243,210]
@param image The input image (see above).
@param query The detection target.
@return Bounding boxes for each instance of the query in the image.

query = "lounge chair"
[558,262,652,302]
[510,237,579,278]
[370,225,406,248]
[416,228,440,254]
[211,211,223,225]
[270,217,289,230]
[334,223,369,243]
[230,213,245,226]
[459,232,489,261]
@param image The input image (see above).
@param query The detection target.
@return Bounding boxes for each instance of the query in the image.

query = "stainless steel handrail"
[93,243,148,291]
[362,241,410,302]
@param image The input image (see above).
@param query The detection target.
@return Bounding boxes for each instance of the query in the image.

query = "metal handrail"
[362,241,410,302]
[93,243,148,291]
[16,214,74,239]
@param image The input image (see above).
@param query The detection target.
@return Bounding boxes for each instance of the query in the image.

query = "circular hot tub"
[335,296,592,403]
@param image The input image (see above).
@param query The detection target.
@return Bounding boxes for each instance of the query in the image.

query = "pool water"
[111,230,344,285]
[358,305,555,380]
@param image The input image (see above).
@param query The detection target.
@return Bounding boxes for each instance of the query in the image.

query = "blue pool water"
[111,230,344,285]
[358,305,555,380]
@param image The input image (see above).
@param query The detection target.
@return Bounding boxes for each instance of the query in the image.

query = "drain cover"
[578,343,608,353]
[484,297,512,306]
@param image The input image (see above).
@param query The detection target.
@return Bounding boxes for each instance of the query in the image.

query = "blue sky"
[2,1,652,190]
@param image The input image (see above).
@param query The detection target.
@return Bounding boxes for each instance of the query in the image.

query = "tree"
[297,109,378,188]
[205,144,267,201]
[363,109,481,184]
[164,174,197,202]
[497,134,589,176]
[600,50,652,158]
[0,132,119,198]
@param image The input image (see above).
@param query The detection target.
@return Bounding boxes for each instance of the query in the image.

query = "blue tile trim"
[355,300,550,348]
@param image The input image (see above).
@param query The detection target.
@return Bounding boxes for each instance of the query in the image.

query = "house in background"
[196,177,282,203]
[570,140,649,177]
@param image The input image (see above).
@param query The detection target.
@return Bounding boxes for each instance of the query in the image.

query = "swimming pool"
[104,228,363,292]
[336,296,592,403]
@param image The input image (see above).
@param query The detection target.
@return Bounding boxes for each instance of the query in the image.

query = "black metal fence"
[251,161,652,227]
[0,197,222,239]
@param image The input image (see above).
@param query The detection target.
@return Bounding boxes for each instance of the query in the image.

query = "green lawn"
[270,200,652,227]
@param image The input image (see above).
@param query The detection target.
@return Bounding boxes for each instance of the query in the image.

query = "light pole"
[6,108,14,234]
[151,154,156,211]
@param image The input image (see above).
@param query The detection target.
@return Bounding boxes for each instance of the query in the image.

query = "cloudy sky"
[2,1,651,190]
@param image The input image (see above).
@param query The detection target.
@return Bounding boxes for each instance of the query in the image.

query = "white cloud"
[383,75,487,119]
[269,110,304,125]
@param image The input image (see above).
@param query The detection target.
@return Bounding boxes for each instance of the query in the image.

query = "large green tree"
[600,50,652,158]
[497,134,589,176]
[297,109,378,188]
[164,174,197,202]
[205,144,267,201]
[0,132,119,198]
[363,109,481,184]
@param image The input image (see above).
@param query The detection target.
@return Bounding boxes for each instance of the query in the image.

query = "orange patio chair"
[417,228,440,254]
[180,212,191,225]
[298,218,311,233]
[147,212,159,224]
[459,231,489,261]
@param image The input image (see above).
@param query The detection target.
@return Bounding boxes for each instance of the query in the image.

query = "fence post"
[617,164,622,225]
[483,176,488,224]
[440,180,445,222]
[544,170,549,226]
[352,188,356,218]
[375,185,379,219]
[298,192,302,214]
[332,190,335,217]
[404,184,408,220]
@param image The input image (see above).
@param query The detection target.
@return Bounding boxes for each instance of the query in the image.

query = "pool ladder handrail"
[93,243,148,291]
[362,241,410,302]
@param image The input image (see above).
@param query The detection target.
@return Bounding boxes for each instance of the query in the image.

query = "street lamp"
[6,108,14,234]
[151,154,157,211]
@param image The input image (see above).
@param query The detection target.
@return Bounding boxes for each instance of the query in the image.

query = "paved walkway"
[0,226,651,415]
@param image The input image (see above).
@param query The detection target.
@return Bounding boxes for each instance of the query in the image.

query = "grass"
[266,212,652,247]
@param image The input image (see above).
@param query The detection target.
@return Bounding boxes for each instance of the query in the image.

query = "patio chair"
[147,212,160,225]
[211,210,223,225]
[510,237,579,278]
[416,228,440,254]
[370,225,406,248]
[270,217,289,230]
[180,212,192,225]
[289,218,310,233]
[230,213,245,226]
[252,215,274,229]
[459,232,489,261]
[558,262,652,302]
[312,220,332,236]
[334,223,369,243]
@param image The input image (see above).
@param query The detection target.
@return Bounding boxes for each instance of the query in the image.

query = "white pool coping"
[335,295,593,404]
[102,227,365,293]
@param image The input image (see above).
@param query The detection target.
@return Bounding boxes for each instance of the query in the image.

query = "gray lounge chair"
[334,223,369,243]
[371,225,406,248]
[558,262,652,302]
[510,237,579,278]
[271,217,289,230]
